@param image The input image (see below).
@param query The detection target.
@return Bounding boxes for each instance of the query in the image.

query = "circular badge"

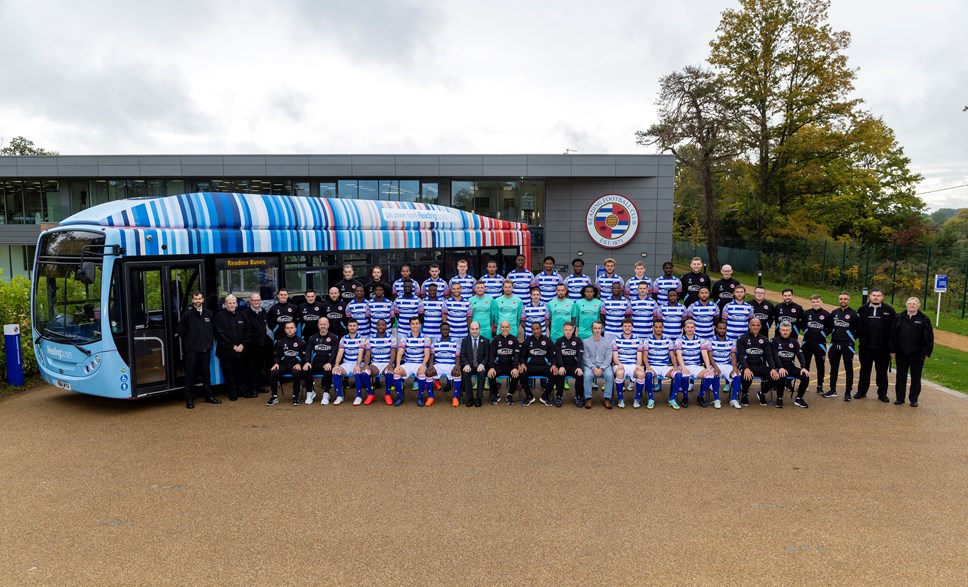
[586,194,639,249]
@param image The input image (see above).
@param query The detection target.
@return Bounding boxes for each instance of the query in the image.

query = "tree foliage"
[639,0,925,249]
[0,136,58,156]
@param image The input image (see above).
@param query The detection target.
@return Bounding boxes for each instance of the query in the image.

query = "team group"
[176,255,935,411]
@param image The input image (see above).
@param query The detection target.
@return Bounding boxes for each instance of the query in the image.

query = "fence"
[674,238,968,318]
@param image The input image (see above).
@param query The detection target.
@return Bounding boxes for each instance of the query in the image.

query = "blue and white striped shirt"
[705,336,736,369]
[448,274,476,296]
[625,275,653,297]
[480,273,505,298]
[421,297,446,339]
[444,296,471,339]
[367,299,394,332]
[652,276,682,305]
[600,295,631,339]
[629,296,658,340]
[656,302,687,340]
[675,335,705,366]
[345,300,371,339]
[522,302,550,335]
[596,273,624,296]
[431,337,460,366]
[421,277,448,298]
[365,334,396,366]
[391,278,419,299]
[685,301,719,340]
[507,269,536,301]
[612,335,642,366]
[722,301,754,342]
[338,334,364,364]
[400,333,430,364]
[564,273,592,300]
[643,335,674,367]
[392,295,423,326]
[535,271,563,304]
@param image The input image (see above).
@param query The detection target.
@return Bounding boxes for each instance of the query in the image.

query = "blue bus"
[31,192,531,398]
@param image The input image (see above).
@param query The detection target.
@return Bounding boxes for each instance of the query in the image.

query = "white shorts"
[649,364,673,378]
[338,361,359,374]
[615,362,639,380]
[680,364,704,378]
[430,362,456,380]
[398,362,425,378]
[369,361,392,374]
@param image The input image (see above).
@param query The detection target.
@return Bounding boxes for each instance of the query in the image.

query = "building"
[0,153,673,281]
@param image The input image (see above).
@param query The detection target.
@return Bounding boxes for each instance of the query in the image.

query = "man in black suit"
[459,321,490,407]
[855,288,896,402]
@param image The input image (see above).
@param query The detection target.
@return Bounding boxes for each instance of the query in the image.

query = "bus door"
[126,261,203,396]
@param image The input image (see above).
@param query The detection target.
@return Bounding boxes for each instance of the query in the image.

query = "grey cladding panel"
[224,164,268,176]
[140,155,180,165]
[180,165,225,176]
[439,165,484,177]
[265,165,310,176]
[180,156,224,165]
[223,156,268,165]
[16,166,59,177]
[139,165,184,176]
[309,164,353,176]
[395,165,440,177]
[439,155,484,165]
[352,155,396,165]
[482,155,528,165]
[351,165,396,176]
[481,165,527,177]
[308,156,353,165]
[265,155,310,165]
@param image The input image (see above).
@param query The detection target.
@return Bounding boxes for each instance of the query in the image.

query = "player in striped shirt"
[565,258,592,301]
[611,318,645,409]
[392,280,423,333]
[364,319,397,405]
[596,257,623,296]
[640,320,680,410]
[366,285,394,341]
[684,287,719,340]
[345,286,371,339]
[522,287,550,335]
[427,322,462,407]
[392,264,419,299]
[481,260,505,298]
[673,320,710,408]
[448,259,476,297]
[421,264,448,298]
[600,281,631,340]
[722,286,754,342]
[332,318,365,406]
[444,282,471,340]
[535,256,563,304]
[421,283,447,344]
[702,320,741,409]
[625,261,652,297]
[391,317,431,406]
[655,289,687,340]
[629,280,658,340]
[507,254,536,302]
[652,261,682,305]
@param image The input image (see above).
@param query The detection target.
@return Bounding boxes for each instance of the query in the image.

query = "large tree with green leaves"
[0,136,58,156]
[708,0,859,232]
[636,66,738,270]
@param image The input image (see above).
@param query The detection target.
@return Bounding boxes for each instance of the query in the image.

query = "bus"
[31,192,531,399]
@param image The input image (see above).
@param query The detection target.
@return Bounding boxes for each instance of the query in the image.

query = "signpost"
[934,274,948,327]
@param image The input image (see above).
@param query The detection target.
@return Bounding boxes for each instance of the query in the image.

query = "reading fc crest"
[586,194,639,249]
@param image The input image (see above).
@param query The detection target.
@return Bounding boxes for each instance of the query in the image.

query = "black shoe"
[186,399,194,409]
[696,395,707,408]
[844,393,852,402]
[555,395,564,408]
[489,395,499,405]
[506,393,514,406]
[539,393,553,407]
[852,392,866,399]
[522,394,535,406]
[822,390,838,398]
[878,395,889,403]
[475,399,482,407]
[242,392,257,399]
[465,398,474,407]
[757,391,767,406]
[204,396,222,404]
[681,396,689,408]
[794,397,808,408]
[292,397,301,406]
[775,397,784,408]
[266,395,279,406]
[816,386,824,395]
[741,393,750,406]
[894,400,904,405]
[910,402,918,407]
[229,395,238,401]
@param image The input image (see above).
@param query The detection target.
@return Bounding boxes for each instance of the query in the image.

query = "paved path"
[759,287,968,352]
[1,381,965,585]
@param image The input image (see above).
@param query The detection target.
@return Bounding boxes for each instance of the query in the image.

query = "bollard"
[4,324,25,387]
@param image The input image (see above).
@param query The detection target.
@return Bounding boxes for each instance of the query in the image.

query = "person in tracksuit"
[177,291,220,409]
[267,288,299,341]
[827,292,860,400]
[890,297,934,407]
[770,322,811,408]
[801,294,831,394]
[551,322,584,408]
[518,320,555,406]
[267,322,308,406]
[214,294,251,401]
[488,320,521,405]
[303,317,340,406]
[855,288,896,402]
[735,318,780,406]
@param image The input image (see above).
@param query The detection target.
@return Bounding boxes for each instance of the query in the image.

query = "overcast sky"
[0,0,964,209]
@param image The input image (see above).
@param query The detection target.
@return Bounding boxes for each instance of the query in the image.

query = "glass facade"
[452,179,545,265]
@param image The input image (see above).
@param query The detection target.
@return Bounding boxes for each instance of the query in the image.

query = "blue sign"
[934,274,948,293]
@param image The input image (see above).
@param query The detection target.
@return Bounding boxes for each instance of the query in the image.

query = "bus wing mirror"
[77,262,97,285]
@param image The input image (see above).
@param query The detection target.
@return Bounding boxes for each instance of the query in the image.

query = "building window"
[421,182,439,204]
[294,181,310,197]
[337,179,358,199]
[319,181,336,198]
[166,180,186,195]
[450,180,545,227]
[357,180,378,200]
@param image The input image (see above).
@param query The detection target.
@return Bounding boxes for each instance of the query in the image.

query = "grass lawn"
[674,263,968,338]
[922,345,968,395]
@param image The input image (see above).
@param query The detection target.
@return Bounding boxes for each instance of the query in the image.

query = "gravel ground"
[1,379,966,586]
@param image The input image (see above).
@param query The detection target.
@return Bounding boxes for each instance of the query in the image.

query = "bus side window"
[109,270,126,335]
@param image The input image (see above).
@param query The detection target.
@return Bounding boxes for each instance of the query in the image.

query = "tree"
[708,0,859,232]
[636,66,738,270]
[0,136,58,156]
[929,208,959,228]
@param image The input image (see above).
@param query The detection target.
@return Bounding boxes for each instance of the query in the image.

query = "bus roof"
[58,192,531,257]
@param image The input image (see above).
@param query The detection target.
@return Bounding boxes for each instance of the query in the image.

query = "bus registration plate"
[55,380,72,390]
